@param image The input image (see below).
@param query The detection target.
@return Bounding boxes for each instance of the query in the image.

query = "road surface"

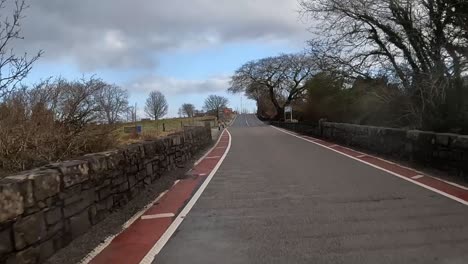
[153,114,468,264]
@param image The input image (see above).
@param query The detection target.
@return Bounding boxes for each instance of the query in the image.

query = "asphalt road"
[153,114,468,264]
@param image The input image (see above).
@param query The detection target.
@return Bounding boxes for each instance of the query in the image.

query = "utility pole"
[241,95,243,114]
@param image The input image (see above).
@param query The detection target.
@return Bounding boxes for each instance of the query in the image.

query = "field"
[116,116,218,144]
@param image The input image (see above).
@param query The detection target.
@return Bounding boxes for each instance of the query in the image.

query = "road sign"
[285,106,292,112]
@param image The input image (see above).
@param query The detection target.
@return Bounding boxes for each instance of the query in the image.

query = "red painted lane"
[330,145,363,157]
[359,156,420,178]
[144,178,201,216]
[89,130,230,264]
[289,130,468,204]
[416,177,468,201]
[90,218,173,264]
[313,140,337,148]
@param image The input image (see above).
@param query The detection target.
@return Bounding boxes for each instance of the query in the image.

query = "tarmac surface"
[153,114,468,264]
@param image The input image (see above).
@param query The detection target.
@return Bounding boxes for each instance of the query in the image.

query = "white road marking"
[330,144,339,147]
[436,178,468,191]
[139,129,233,264]
[80,190,169,264]
[411,175,424,180]
[194,129,225,166]
[205,156,221,159]
[229,115,238,126]
[141,213,175,220]
[172,180,180,187]
[271,126,468,206]
[245,115,250,127]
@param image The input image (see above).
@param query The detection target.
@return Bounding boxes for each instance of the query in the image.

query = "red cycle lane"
[88,130,231,264]
[274,126,468,206]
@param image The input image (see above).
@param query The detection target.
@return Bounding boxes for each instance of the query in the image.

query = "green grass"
[116,116,217,144]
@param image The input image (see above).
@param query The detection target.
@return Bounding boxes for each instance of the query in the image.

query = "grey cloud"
[129,75,230,95]
[16,0,308,71]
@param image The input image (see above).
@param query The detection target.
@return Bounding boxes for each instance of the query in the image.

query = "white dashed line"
[80,190,169,264]
[205,156,221,159]
[411,175,425,180]
[141,213,175,220]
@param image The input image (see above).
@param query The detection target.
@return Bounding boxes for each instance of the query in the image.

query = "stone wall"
[0,126,211,264]
[271,121,468,177]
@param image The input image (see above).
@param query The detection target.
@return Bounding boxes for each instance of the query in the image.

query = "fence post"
[163,123,166,132]
[318,118,327,137]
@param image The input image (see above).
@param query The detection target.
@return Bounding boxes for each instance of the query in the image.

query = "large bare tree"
[0,0,42,99]
[204,95,228,119]
[145,91,168,120]
[300,0,468,129]
[96,84,129,124]
[180,103,195,117]
[229,53,316,119]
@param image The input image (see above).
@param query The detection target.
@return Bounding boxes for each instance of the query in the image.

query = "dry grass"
[116,116,217,144]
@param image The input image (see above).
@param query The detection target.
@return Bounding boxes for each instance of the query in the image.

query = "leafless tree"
[0,77,117,173]
[229,52,316,119]
[204,95,228,119]
[51,77,106,129]
[144,91,168,120]
[96,84,129,124]
[299,0,468,129]
[0,0,42,99]
[180,103,195,117]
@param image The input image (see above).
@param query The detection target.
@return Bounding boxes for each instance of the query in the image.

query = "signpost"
[284,106,293,122]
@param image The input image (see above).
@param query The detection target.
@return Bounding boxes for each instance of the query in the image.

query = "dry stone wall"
[0,126,211,264]
[271,121,468,177]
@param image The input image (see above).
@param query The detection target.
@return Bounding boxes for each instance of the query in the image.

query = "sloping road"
[153,114,468,264]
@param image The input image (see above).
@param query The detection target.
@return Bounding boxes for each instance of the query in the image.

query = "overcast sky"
[18,0,311,117]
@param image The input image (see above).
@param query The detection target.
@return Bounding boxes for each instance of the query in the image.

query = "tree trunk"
[268,86,283,120]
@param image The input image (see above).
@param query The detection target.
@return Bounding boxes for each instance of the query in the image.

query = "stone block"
[142,141,157,157]
[3,174,34,208]
[69,210,90,239]
[104,150,124,170]
[172,136,182,146]
[63,198,91,218]
[146,163,153,177]
[97,185,112,200]
[12,246,40,264]
[0,180,24,222]
[118,182,130,193]
[435,133,454,146]
[39,238,55,262]
[59,184,82,205]
[452,136,468,149]
[96,196,113,212]
[89,205,99,225]
[51,160,90,188]
[45,220,63,240]
[13,212,46,250]
[128,174,137,188]
[31,169,61,202]
[0,227,13,255]
[45,207,62,226]
[82,153,108,174]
